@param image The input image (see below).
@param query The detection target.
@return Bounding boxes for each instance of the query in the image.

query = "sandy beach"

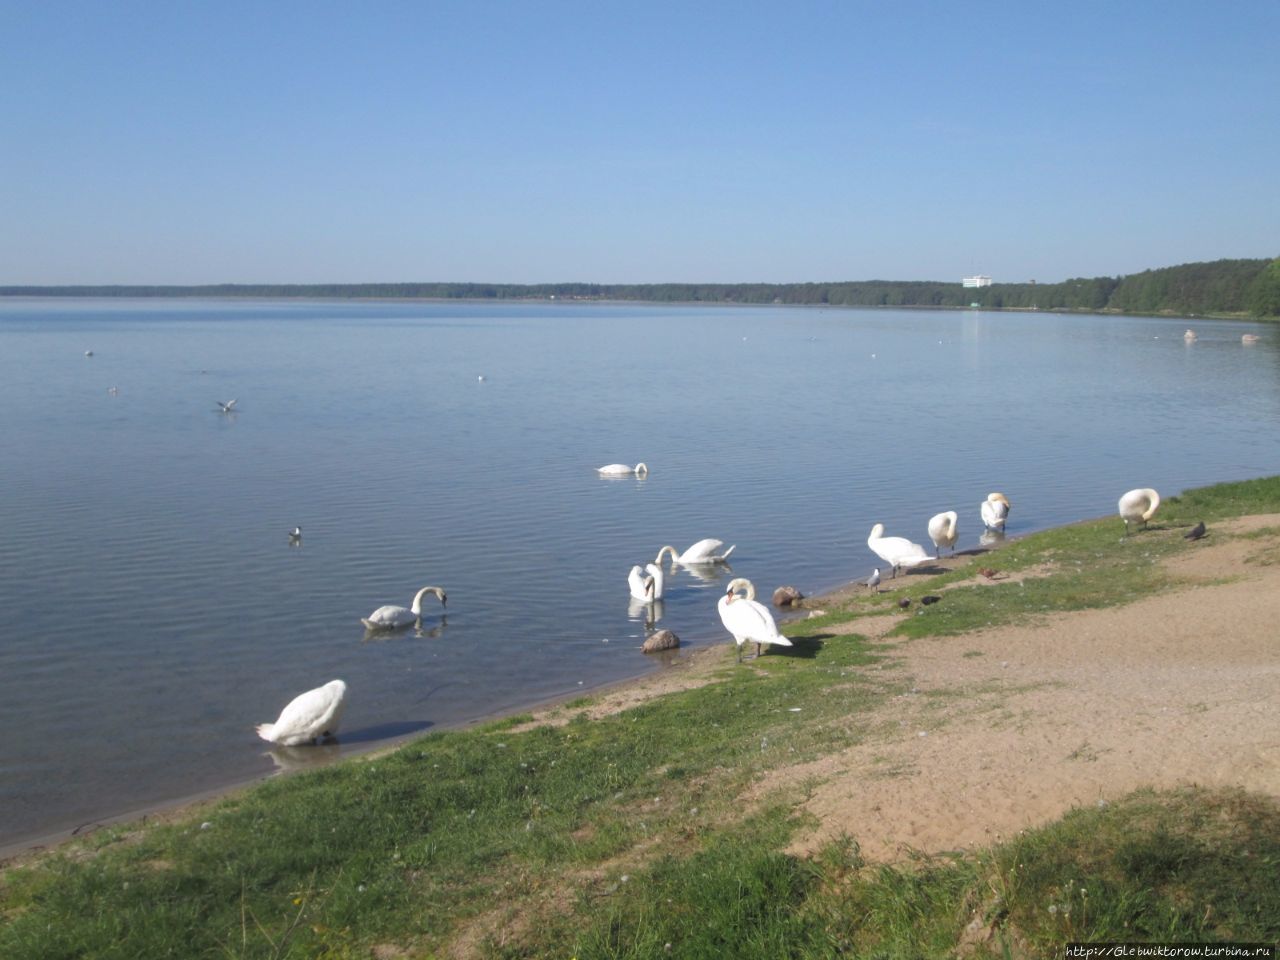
[518,513,1280,863]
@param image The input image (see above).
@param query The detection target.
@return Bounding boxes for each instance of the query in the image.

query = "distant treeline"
[5,257,1279,317]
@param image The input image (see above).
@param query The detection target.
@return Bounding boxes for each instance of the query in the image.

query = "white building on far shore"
[963,275,993,288]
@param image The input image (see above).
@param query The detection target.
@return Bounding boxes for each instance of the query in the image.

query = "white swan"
[362,585,447,630]
[1183,329,1197,341]
[1118,488,1160,533]
[717,578,792,662]
[867,523,932,578]
[598,462,648,476]
[927,510,959,557]
[1242,334,1261,344]
[627,562,665,601]
[980,492,1011,531]
[655,539,736,565]
[255,679,347,746]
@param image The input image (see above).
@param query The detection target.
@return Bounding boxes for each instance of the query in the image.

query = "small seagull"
[1183,521,1207,541]
[107,386,119,396]
[288,526,302,544]
[921,595,941,605]
[898,597,911,610]
[84,350,94,357]
[866,568,881,593]
[216,399,238,413]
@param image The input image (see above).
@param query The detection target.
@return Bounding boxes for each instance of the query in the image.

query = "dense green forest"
[4,257,1278,317]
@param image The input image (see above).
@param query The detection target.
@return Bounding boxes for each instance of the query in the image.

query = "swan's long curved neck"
[635,462,648,475]
[725,577,756,602]
[1143,490,1161,521]
[410,586,447,615]
[655,545,678,564]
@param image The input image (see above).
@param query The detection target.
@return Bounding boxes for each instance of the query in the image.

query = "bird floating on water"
[867,523,932,578]
[655,539,735,565]
[927,511,959,557]
[255,679,347,746]
[84,350,94,357]
[981,493,1011,531]
[1118,488,1160,534]
[288,526,302,544]
[362,585,447,630]
[717,578,792,662]
[216,399,238,414]
[1242,334,1260,344]
[1183,521,1207,541]
[1183,329,1197,341]
[597,462,647,477]
[627,562,665,601]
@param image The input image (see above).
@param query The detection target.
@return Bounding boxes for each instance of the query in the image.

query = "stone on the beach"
[771,586,804,607]
[642,629,680,653]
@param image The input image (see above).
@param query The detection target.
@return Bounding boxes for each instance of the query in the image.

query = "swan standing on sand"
[981,492,1011,531]
[867,523,932,578]
[1119,488,1160,534]
[362,586,447,630]
[255,679,347,746]
[656,539,735,565]
[717,578,793,662]
[627,562,665,601]
[598,462,648,476]
[927,511,959,557]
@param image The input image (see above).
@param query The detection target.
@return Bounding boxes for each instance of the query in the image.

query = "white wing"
[717,595,792,647]
[364,604,415,627]
[627,565,652,600]
[679,538,735,563]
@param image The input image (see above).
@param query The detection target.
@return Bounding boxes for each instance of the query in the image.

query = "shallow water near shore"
[0,298,1276,849]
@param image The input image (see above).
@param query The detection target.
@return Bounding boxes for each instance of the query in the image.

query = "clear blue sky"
[3,1,1277,285]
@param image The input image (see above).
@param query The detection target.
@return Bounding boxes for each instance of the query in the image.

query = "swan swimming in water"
[598,462,648,476]
[1118,488,1160,534]
[362,585,447,630]
[627,562,665,601]
[255,679,347,746]
[717,578,792,661]
[927,511,959,557]
[655,539,736,565]
[867,523,932,578]
[980,492,1011,531]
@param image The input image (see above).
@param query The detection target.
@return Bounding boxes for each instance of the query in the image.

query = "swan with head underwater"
[255,679,347,746]
[1118,488,1160,534]
[655,538,736,566]
[362,585,447,631]
[627,562,665,601]
[598,462,648,477]
[717,578,792,661]
[981,492,1011,531]
[867,523,932,578]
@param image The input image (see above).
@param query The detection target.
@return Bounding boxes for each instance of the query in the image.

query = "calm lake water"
[1,298,1276,850]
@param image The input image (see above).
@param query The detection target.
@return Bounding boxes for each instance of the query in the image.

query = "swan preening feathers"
[598,462,648,476]
[256,680,347,746]
[867,523,932,578]
[1119,488,1160,533]
[362,585,447,630]
[717,578,792,661]
[927,511,958,557]
[655,539,735,565]
[981,492,1010,531]
[627,562,666,601]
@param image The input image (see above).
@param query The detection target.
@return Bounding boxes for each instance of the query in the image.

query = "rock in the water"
[642,629,680,653]
[771,585,804,607]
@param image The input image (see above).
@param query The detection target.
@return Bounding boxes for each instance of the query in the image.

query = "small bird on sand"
[979,567,999,580]
[1183,521,1207,541]
[866,568,881,593]
[897,598,911,609]
[921,595,941,605]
